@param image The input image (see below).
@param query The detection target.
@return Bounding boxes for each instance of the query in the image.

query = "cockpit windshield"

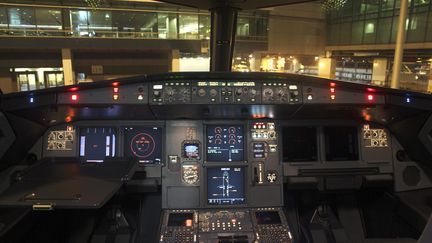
[0,0,430,94]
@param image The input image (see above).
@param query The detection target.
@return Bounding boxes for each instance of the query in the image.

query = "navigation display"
[206,125,244,162]
[282,127,317,162]
[79,127,117,163]
[324,126,359,161]
[255,211,282,225]
[207,167,245,205]
[124,127,162,164]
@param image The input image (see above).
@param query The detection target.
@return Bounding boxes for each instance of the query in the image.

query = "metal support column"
[391,0,409,89]
[210,7,238,72]
[61,48,74,85]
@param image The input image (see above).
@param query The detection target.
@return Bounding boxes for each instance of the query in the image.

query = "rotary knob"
[277,88,286,97]
[250,88,257,96]
[198,88,206,97]
[166,87,174,96]
[66,133,73,140]
[180,88,189,94]
[263,88,273,97]
[210,88,218,97]
[235,88,243,96]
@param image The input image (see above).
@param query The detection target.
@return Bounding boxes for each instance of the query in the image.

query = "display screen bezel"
[282,126,318,163]
[122,126,163,164]
[205,166,247,206]
[254,211,282,225]
[324,126,359,162]
[205,124,246,163]
[78,126,117,163]
[182,140,201,160]
[167,213,194,227]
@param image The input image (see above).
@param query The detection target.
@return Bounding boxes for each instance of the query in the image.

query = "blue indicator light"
[29,97,34,103]
[406,97,411,103]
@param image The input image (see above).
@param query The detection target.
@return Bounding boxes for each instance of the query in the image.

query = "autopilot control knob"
[166,88,174,96]
[263,88,273,97]
[235,88,243,96]
[180,88,189,94]
[277,89,286,97]
[210,88,218,97]
[290,90,299,98]
[198,88,206,97]
[250,88,257,96]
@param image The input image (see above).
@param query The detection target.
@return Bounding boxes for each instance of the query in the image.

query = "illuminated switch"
[268,123,275,130]
[169,155,178,164]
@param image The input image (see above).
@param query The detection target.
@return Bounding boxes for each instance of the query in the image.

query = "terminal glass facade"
[0,5,268,41]
[0,7,7,29]
[327,0,432,45]
[35,8,62,35]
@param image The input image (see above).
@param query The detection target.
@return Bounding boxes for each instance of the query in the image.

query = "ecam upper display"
[206,125,244,162]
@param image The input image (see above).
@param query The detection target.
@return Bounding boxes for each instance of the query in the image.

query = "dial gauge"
[182,165,199,185]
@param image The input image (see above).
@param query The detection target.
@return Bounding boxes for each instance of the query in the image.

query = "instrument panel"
[9,73,405,221]
[3,72,432,243]
[42,119,394,210]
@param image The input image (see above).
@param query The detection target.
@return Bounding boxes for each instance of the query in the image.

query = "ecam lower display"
[207,167,245,205]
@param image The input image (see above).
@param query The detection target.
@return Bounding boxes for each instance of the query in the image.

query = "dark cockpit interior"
[1,1,432,243]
